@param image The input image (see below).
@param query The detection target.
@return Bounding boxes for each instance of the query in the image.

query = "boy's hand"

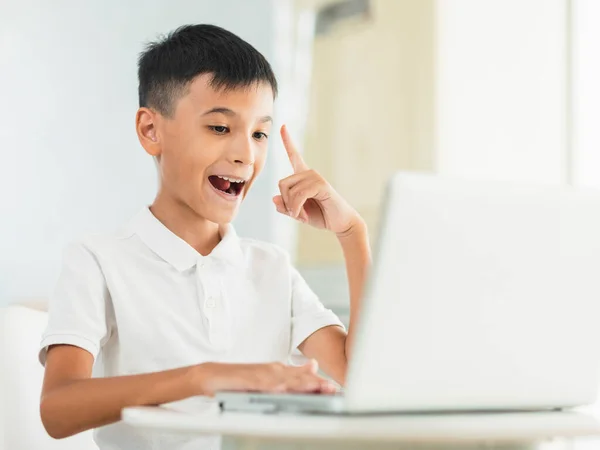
[195,359,338,396]
[273,125,363,236]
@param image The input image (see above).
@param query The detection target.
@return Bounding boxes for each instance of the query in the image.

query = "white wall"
[435,0,567,184]
[0,0,285,305]
[572,0,600,189]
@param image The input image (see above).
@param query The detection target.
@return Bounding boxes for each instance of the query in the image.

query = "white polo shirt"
[39,207,343,450]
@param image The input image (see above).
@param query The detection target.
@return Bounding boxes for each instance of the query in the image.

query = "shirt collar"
[130,207,244,272]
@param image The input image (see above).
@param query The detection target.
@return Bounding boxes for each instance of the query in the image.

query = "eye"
[253,131,268,141]
[209,125,229,135]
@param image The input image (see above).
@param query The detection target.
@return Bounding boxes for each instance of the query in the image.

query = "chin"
[206,210,238,225]
[192,202,239,225]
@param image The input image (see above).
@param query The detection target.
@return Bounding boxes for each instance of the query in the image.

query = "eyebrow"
[202,107,272,124]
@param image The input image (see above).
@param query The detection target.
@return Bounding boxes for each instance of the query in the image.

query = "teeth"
[217,175,245,183]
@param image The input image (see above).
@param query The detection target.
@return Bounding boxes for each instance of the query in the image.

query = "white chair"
[0,302,96,450]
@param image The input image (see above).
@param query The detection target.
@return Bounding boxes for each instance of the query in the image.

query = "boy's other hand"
[273,125,363,237]
[195,359,338,396]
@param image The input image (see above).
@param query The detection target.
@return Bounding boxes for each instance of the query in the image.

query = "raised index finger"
[281,124,309,173]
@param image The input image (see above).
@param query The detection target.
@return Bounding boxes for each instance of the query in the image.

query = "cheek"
[164,128,214,167]
[242,149,267,196]
[160,134,210,189]
[253,148,268,173]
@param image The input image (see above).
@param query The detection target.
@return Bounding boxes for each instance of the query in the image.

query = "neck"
[150,191,221,256]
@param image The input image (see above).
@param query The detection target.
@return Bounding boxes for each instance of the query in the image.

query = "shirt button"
[206,297,216,308]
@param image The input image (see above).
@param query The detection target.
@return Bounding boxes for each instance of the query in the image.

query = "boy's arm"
[275,125,372,385]
[41,345,335,439]
[297,220,371,385]
[41,345,201,438]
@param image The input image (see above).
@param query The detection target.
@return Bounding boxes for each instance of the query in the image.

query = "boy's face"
[139,74,274,224]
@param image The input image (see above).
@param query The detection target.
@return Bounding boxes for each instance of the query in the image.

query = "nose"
[228,134,255,166]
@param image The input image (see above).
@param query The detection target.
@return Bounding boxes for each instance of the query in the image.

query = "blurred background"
[1,0,599,324]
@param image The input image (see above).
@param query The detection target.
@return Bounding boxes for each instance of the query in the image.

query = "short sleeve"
[39,242,110,366]
[290,267,345,351]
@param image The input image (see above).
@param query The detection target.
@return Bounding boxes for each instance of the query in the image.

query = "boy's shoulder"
[64,221,141,259]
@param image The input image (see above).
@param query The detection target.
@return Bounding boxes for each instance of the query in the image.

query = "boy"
[39,24,371,449]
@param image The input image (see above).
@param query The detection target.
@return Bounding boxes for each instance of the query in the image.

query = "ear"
[135,107,161,157]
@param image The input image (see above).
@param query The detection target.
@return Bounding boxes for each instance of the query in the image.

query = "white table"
[122,402,600,450]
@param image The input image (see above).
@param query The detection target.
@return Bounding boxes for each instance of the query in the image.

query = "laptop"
[217,172,600,414]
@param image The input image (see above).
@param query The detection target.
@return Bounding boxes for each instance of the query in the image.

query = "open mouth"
[208,175,246,197]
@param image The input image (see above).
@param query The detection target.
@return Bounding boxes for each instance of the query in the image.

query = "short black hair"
[138,24,278,117]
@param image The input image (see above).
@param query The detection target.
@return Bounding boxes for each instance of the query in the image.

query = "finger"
[288,180,320,219]
[270,382,287,393]
[303,359,319,374]
[298,208,309,224]
[275,195,309,223]
[281,124,309,173]
[278,172,309,215]
[286,374,323,393]
[287,360,316,374]
[272,195,287,215]
[319,380,338,394]
[284,361,319,379]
